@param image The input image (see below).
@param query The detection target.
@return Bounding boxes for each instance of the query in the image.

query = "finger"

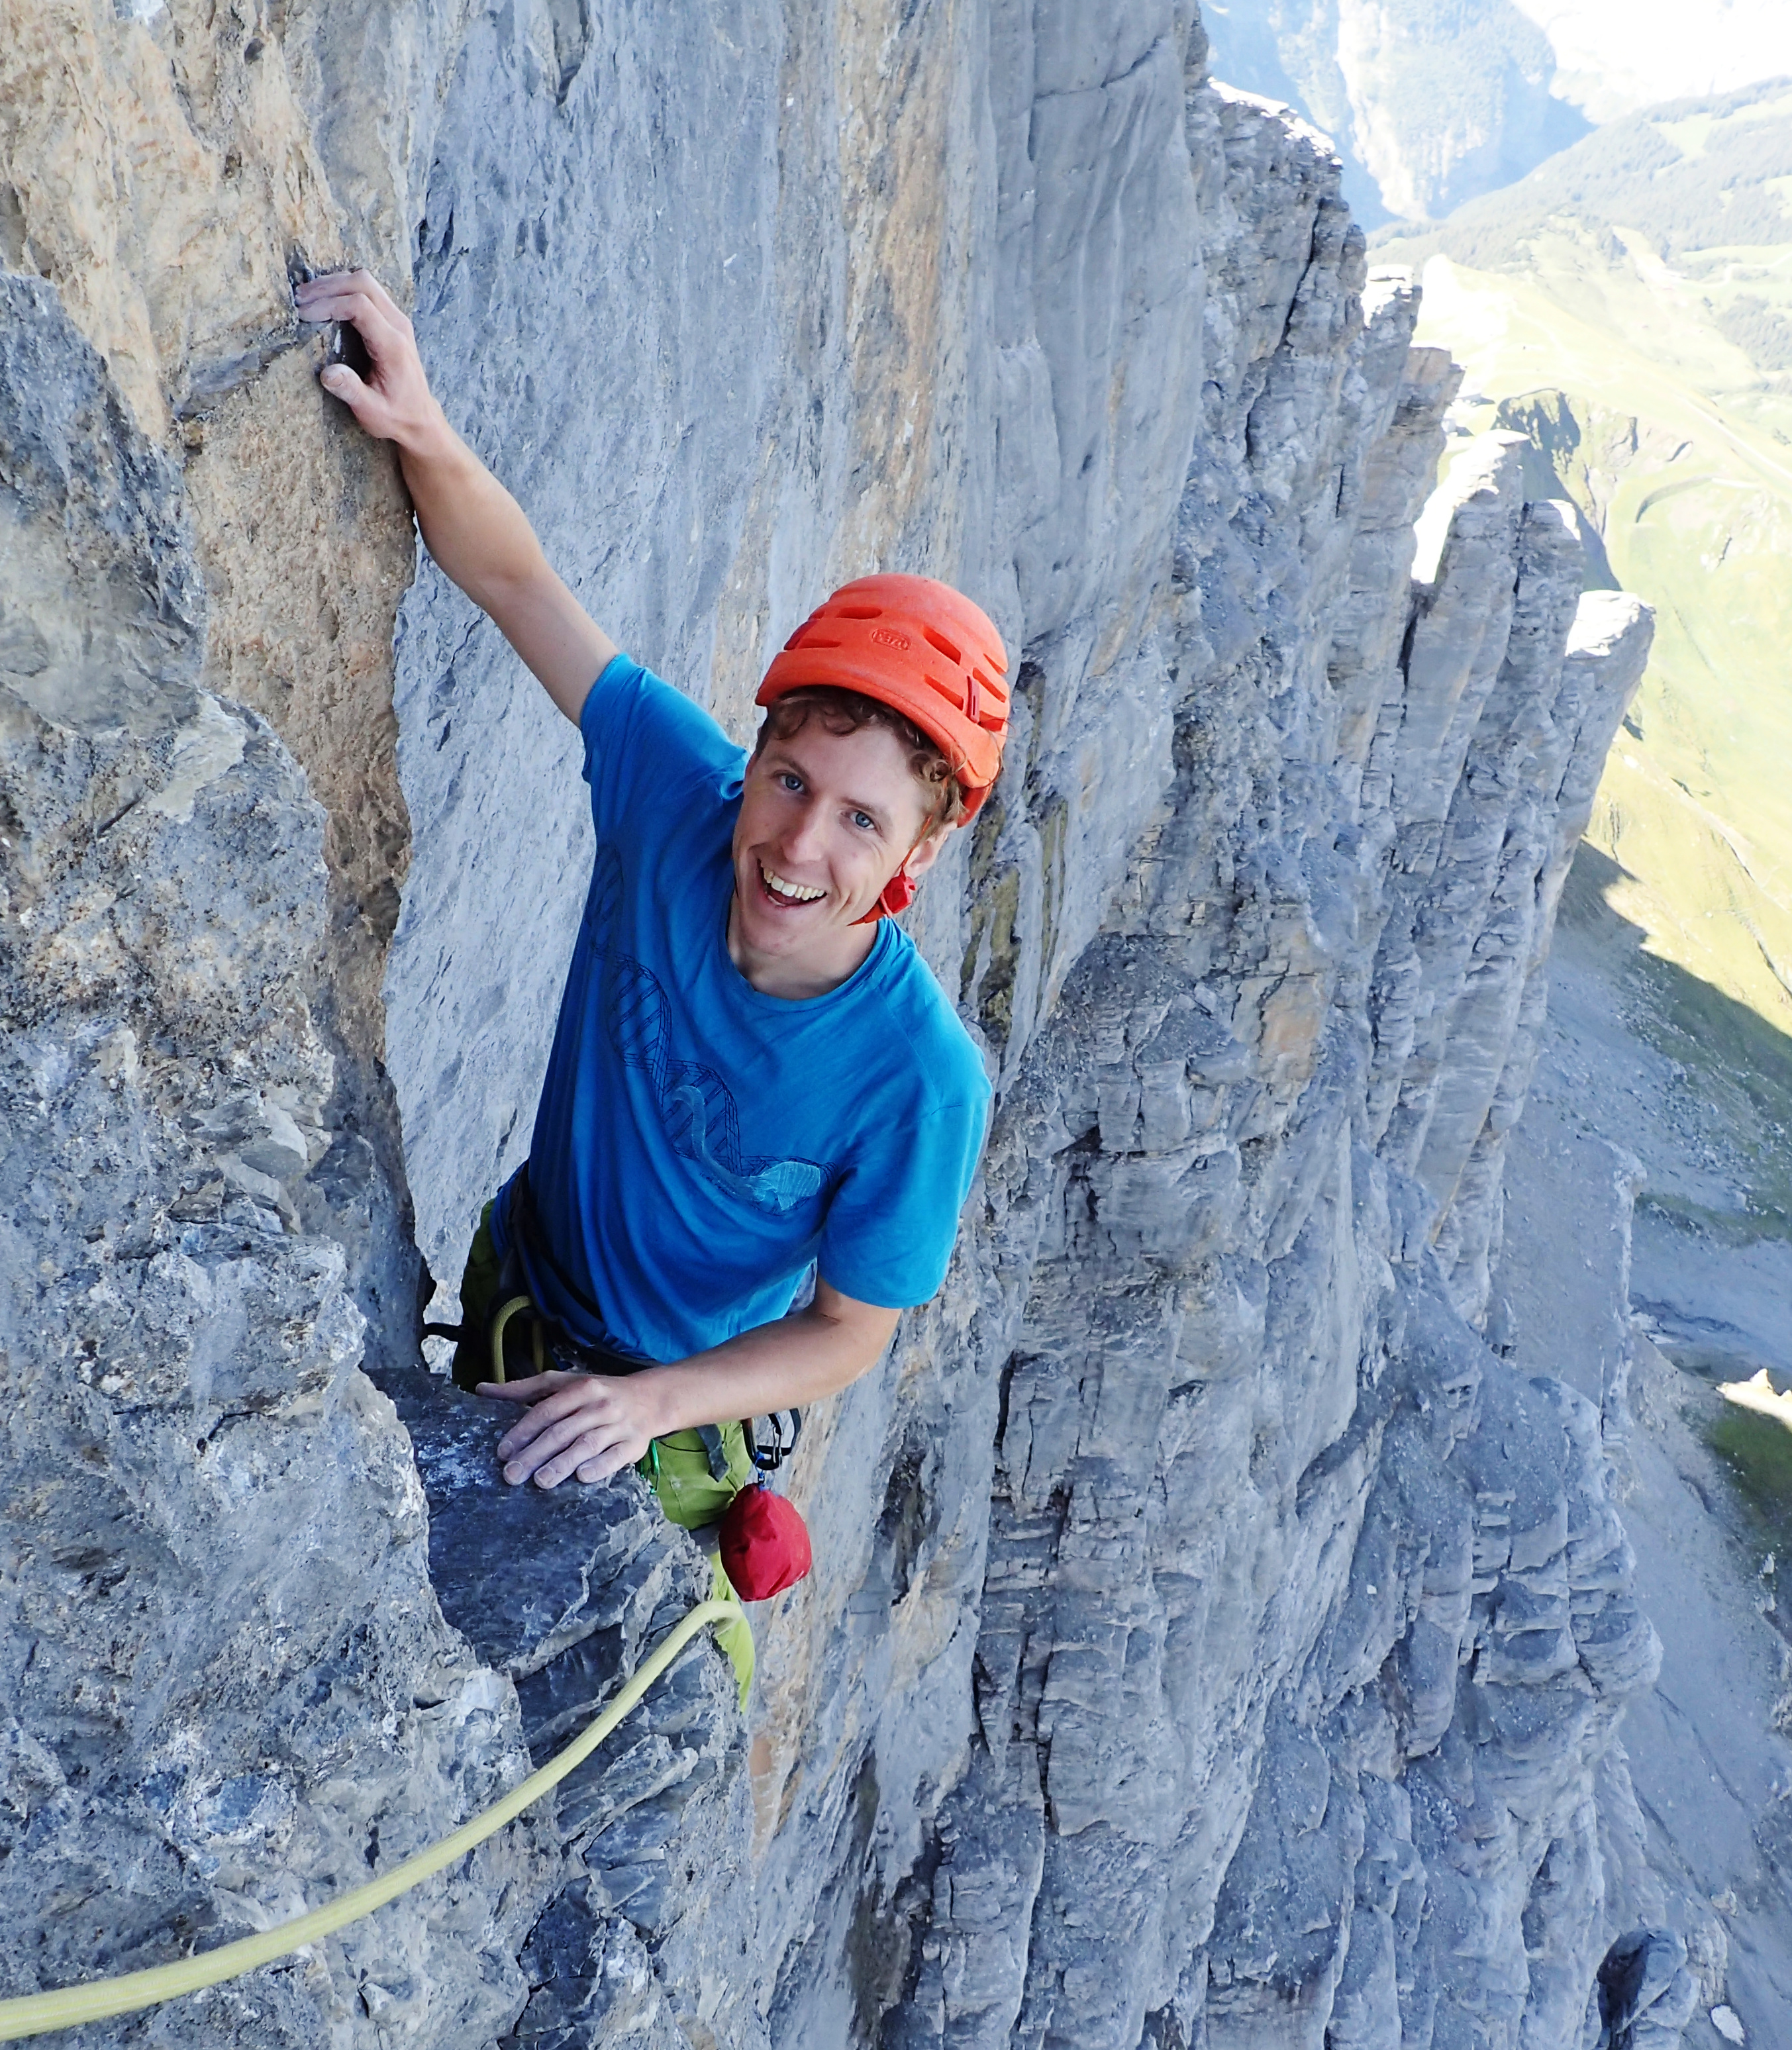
[316,360,409,442]
[501,1404,617,1477]
[511,1422,604,1489]
[318,361,382,426]
[498,1408,589,1477]
[293,281,387,326]
[533,1426,637,1490]
[493,1385,616,1454]
[475,1373,577,1402]
[503,1395,634,1480]
[297,285,411,362]
[293,273,350,309]
[575,1443,640,1483]
[330,268,407,322]
[295,269,407,324]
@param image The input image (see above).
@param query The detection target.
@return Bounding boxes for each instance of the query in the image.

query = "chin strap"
[853,867,917,925]
[854,813,941,924]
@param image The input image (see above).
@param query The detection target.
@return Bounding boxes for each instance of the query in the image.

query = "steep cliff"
[1375,79,1792,1072]
[1,5,1692,2047]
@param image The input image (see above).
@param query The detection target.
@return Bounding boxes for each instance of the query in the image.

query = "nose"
[777,799,829,869]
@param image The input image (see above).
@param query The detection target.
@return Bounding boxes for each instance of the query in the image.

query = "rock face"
[1,5,1685,2049]
[0,271,552,2047]
[1201,1,1792,226]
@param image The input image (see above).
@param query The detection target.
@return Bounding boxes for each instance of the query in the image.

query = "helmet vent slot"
[835,606,882,620]
[924,628,962,665]
[972,668,1007,724]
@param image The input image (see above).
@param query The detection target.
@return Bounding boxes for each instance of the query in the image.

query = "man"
[295,274,1004,1553]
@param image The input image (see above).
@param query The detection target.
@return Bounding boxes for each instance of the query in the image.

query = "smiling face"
[727,717,948,999]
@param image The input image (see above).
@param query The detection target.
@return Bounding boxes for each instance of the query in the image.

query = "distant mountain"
[1377,81,1792,1051]
[1201,0,1792,222]
[1380,77,1792,393]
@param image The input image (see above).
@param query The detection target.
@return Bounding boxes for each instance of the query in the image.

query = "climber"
[294,270,1004,1576]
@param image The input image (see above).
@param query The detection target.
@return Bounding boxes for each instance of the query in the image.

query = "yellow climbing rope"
[0,1596,739,2043]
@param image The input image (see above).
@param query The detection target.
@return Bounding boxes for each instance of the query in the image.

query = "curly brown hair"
[752,686,967,832]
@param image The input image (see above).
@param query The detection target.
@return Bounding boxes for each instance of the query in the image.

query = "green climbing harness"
[442,1197,760,1698]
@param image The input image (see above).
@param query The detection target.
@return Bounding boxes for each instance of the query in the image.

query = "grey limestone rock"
[383,1369,760,2050]
[1,4,1691,2049]
[0,274,555,2047]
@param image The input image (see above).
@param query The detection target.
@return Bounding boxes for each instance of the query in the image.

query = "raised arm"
[294,270,615,723]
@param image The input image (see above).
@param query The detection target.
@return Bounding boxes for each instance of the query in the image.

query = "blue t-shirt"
[491,654,991,1364]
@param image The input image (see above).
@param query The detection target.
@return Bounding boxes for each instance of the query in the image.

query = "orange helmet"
[756,573,1010,823]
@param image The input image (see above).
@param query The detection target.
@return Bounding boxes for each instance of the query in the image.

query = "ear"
[902,825,951,883]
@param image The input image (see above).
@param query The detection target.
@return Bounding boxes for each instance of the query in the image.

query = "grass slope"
[1379,81,1792,1049]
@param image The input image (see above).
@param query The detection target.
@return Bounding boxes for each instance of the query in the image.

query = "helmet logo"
[868,626,911,651]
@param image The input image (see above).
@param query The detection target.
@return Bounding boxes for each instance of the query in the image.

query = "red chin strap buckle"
[853,868,917,926]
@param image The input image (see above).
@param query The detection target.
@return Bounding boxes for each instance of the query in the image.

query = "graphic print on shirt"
[586,844,833,1218]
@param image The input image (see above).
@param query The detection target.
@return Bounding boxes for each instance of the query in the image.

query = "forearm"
[636,1300,897,1438]
[395,411,544,607]
[397,415,617,714]
[481,1283,902,1489]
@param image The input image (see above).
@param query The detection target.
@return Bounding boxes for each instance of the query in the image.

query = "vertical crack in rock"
[181,350,424,1373]
[0,269,549,2047]
[0,0,463,1364]
[1,11,740,2047]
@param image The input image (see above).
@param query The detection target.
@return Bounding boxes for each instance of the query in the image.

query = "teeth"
[762,863,826,903]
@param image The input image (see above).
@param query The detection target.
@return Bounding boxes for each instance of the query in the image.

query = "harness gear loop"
[695,1422,731,1483]
[486,1293,534,1385]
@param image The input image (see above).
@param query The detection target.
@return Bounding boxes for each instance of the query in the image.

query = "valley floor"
[1498,850,1792,2047]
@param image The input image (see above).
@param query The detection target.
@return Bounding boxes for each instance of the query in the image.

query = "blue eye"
[779,771,804,793]
[851,810,876,832]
